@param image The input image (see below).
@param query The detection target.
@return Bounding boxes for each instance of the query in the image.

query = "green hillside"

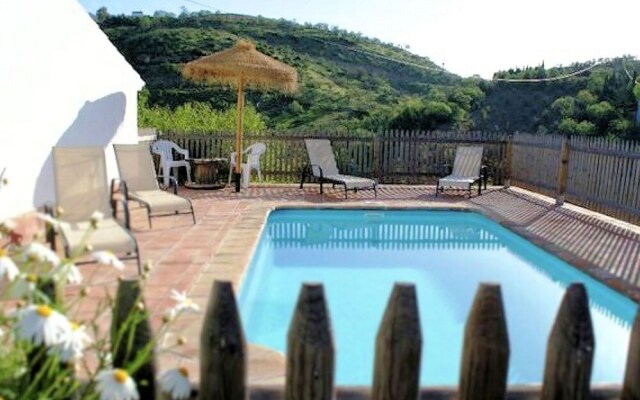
[98,10,640,137]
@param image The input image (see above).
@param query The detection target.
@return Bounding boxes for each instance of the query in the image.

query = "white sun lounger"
[300,138,377,199]
[113,143,196,228]
[436,145,486,197]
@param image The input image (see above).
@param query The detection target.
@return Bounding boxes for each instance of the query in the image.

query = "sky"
[78,0,640,79]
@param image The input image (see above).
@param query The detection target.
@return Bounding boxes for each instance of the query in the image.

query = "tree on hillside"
[96,7,109,23]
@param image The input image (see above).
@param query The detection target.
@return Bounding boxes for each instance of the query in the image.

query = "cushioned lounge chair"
[51,146,141,273]
[436,145,486,198]
[113,143,196,228]
[300,138,377,199]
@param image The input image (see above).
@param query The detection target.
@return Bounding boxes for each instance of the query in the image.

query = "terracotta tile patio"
[47,183,640,387]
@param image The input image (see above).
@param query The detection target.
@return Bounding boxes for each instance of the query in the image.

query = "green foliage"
[99,11,639,136]
[551,96,575,118]
[100,11,475,132]
[139,90,267,133]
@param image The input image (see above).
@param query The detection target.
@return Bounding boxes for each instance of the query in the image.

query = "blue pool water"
[238,209,636,386]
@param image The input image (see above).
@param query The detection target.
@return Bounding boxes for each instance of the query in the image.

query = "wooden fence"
[510,133,640,225]
[118,278,638,399]
[159,129,640,225]
[159,130,508,184]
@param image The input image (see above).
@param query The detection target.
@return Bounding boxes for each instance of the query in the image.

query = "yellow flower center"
[26,274,38,283]
[113,369,129,384]
[178,367,189,378]
[36,305,53,318]
[70,322,80,331]
[0,248,7,257]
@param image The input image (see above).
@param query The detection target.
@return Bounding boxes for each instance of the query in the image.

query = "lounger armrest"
[118,179,130,201]
[309,163,324,179]
[113,198,132,230]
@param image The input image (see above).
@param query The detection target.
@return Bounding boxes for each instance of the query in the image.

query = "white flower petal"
[14,305,71,346]
[170,290,200,313]
[51,323,92,361]
[92,251,124,270]
[53,262,82,285]
[0,252,19,281]
[24,243,60,266]
[160,368,191,400]
[95,369,139,400]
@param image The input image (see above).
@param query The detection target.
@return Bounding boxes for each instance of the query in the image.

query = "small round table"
[184,158,228,190]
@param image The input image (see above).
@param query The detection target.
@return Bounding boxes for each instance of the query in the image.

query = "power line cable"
[181,0,222,13]
[309,37,446,73]
[492,62,602,83]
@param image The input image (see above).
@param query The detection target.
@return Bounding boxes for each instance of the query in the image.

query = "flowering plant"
[0,178,195,400]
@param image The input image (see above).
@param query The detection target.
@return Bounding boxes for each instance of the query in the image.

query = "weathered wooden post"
[372,283,422,400]
[459,283,510,400]
[504,136,513,188]
[622,310,640,399]
[373,132,382,181]
[111,279,157,400]
[286,283,334,400]
[200,280,246,400]
[556,137,571,205]
[541,283,594,400]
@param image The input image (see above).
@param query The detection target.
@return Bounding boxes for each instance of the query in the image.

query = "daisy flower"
[35,212,61,232]
[160,367,191,400]
[170,290,200,313]
[14,304,71,346]
[92,251,124,270]
[53,262,82,285]
[95,368,139,400]
[24,242,60,266]
[52,322,92,362]
[0,248,19,281]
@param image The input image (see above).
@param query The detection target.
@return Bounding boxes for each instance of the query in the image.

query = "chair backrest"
[304,139,339,177]
[151,140,188,163]
[52,146,112,223]
[245,143,266,168]
[113,144,160,191]
[451,146,484,177]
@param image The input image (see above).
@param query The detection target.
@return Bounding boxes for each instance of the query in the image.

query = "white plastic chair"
[151,140,192,188]
[228,142,267,184]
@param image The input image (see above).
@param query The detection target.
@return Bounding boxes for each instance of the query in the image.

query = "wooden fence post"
[286,283,334,400]
[504,136,513,188]
[373,132,382,181]
[622,310,640,399]
[459,283,510,400]
[111,279,157,400]
[200,280,246,400]
[556,137,571,205]
[541,283,594,400]
[372,283,422,400]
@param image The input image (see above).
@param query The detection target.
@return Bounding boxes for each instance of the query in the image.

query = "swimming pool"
[238,209,636,386]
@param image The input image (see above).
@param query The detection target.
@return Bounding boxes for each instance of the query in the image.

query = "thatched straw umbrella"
[182,40,298,192]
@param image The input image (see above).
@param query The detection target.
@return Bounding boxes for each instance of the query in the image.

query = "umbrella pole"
[234,77,245,192]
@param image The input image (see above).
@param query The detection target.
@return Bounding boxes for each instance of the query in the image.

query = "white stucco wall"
[0,0,145,220]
